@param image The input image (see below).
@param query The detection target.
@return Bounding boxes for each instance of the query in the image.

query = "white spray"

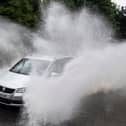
[0,17,33,68]
[23,2,126,126]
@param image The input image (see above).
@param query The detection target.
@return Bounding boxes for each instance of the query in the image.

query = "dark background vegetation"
[0,0,125,39]
[0,0,41,27]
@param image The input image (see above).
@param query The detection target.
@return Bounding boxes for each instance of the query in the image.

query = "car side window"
[50,58,72,74]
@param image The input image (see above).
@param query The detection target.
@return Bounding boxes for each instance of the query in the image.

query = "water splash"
[0,17,33,68]
[23,2,126,126]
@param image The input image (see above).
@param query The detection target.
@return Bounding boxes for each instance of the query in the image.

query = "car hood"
[0,71,30,89]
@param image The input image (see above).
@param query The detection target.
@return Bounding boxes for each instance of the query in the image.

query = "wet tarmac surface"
[0,90,126,126]
[64,90,126,126]
[0,105,21,126]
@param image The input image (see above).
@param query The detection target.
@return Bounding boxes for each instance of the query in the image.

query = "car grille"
[0,86,15,94]
[0,97,23,105]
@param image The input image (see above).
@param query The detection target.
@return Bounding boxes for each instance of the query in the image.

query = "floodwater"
[1,90,126,126]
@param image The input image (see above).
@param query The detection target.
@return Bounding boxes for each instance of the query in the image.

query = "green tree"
[0,0,41,27]
[117,7,126,39]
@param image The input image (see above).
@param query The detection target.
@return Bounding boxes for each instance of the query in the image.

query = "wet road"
[0,105,21,126]
[64,90,126,126]
[0,90,126,126]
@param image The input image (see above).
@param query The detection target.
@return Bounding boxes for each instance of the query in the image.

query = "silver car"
[0,56,73,106]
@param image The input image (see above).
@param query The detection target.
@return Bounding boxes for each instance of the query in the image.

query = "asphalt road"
[0,90,126,126]
[64,90,126,126]
[0,105,21,126]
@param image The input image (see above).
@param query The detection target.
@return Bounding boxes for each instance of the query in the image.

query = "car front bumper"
[0,97,23,106]
[0,93,24,107]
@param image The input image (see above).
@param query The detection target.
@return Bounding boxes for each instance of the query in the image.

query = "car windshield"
[10,58,50,75]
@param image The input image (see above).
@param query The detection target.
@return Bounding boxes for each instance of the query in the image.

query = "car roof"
[25,55,74,62]
[25,56,54,61]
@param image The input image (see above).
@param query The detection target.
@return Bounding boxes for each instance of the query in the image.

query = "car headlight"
[16,88,25,93]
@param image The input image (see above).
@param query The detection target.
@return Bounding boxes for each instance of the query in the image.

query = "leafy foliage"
[117,9,126,39]
[0,0,41,27]
[62,0,85,10]
[85,0,125,38]
[0,0,125,38]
